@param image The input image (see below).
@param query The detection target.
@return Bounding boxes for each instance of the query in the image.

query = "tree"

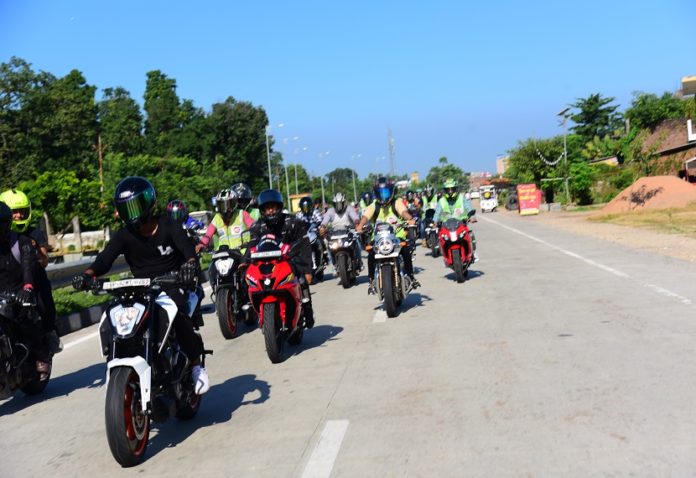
[570,93,622,142]
[98,87,143,157]
[143,70,180,156]
[425,157,467,189]
[624,92,686,131]
[171,99,212,160]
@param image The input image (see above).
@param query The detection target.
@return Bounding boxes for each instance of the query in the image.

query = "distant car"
[469,190,480,199]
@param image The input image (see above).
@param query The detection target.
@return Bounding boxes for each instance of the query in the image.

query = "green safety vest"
[438,195,467,221]
[247,207,260,221]
[212,211,247,250]
[371,203,407,240]
[422,196,437,210]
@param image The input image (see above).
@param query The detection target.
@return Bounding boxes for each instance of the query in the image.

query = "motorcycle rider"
[0,201,48,378]
[247,189,315,328]
[72,177,210,394]
[356,177,420,294]
[196,188,255,254]
[167,199,205,242]
[319,192,362,270]
[0,188,61,354]
[231,182,259,222]
[359,191,374,215]
[296,197,323,226]
[433,178,478,262]
[420,184,438,244]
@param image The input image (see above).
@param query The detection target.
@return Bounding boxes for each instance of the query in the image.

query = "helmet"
[113,177,156,228]
[332,192,346,214]
[443,179,458,201]
[166,199,187,223]
[0,202,12,236]
[299,197,312,214]
[424,184,434,198]
[230,182,253,209]
[257,189,284,226]
[405,190,415,202]
[0,189,31,232]
[373,177,395,206]
[361,191,373,204]
[216,189,238,215]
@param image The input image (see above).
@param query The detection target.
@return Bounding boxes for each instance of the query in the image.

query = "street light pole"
[294,164,298,195]
[265,126,272,189]
[284,162,291,209]
[558,108,571,205]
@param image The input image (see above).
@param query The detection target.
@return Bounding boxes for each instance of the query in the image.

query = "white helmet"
[332,192,347,214]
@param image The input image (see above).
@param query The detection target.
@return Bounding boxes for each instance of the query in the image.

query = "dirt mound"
[601,176,696,213]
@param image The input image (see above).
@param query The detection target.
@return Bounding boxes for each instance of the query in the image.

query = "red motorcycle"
[245,235,304,363]
[438,211,476,283]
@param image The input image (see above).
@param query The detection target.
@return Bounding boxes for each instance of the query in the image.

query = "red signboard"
[517,184,541,215]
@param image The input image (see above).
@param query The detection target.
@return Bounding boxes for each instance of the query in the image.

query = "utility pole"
[320,176,326,210]
[284,162,291,209]
[294,164,299,195]
[388,128,396,177]
[94,134,105,195]
[558,109,571,205]
[265,126,272,188]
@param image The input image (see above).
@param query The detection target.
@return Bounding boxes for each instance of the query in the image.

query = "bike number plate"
[103,278,151,290]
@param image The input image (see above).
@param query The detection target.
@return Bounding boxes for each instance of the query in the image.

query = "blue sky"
[1,0,694,179]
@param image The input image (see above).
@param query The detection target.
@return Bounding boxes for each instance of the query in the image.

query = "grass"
[53,270,133,317]
[587,203,696,238]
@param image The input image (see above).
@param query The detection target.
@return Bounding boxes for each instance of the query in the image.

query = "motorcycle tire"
[175,373,202,421]
[452,249,466,283]
[288,321,304,345]
[21,357,51,396]
[431,236,440,258]
[105,367,150,467]
[381,264,399,318]
[337,254,351,289]
[262,302,285,363]
[216,288,238,340]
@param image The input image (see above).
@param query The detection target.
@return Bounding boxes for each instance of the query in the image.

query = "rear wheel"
[337,254,351,289]
[381,264,398,318]
[105,367,150,467]
[262,303,285,363]
[452,249,465,283]
[216,288,237,339]
[430,233,440,257]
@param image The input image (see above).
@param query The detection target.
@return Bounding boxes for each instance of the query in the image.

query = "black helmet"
[373,177,394,206]
[114,176,156,228]
[0,202,12,235]
[231,182,253,209]
[299,196,312,214]
[361,191,373,204]
[166,199,187,223]
[405,190,415,202]
[424,184,434,199]
[257,189,284,226]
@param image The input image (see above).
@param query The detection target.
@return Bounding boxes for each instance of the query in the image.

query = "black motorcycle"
[307,223,327,283]
[327,228,362,288]
[87,275,208,467]
[209,245,255,339]
[0,293,52,399]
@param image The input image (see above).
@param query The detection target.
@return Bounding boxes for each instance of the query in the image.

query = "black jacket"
[0,233,36,292]
[247,214,312,275]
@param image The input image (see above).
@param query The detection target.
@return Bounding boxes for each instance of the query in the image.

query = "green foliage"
[570,93,622,142]
[143,70,180,156]
[98,87,143,156]
[53,284,110,317]
[426,157,467,189]
[624,92,687,130]
[568,160,594,205]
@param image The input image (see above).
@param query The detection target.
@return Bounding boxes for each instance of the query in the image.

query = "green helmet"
[0,189,31,232]
[443,179,458,201]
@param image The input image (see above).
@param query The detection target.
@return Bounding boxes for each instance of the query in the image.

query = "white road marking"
[64,331,100,350]
[372,309,387,323]
[302,419,349,478]
[481,215,694,308]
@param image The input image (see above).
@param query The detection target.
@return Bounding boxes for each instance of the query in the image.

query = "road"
[2,211,695,477]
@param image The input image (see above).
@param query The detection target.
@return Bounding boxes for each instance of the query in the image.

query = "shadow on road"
[400,293,433,314]
[147,373,271,459]
[0,361,105,416]
[290,325,343,357]
[444,268,485,282]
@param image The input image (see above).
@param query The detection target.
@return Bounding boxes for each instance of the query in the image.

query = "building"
[496,155,510,175]
[642,119,696,182]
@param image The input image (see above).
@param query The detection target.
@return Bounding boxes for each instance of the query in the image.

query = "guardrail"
[46,255,129,288]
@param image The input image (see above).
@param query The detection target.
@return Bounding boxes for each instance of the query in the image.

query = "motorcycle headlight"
[449,232,458,241]
[330,241,341,250]
[215,257,234,276]
[376,237,395,255]
[246,275,258,288]
[459,231,467,238]
[109,303,146,336]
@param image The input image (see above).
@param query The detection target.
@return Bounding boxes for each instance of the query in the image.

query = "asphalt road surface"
[2,211,695,477]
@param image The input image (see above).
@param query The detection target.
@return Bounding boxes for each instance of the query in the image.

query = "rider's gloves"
[17,285,34,305]
[72,273,95,291]
[179,261,199,286]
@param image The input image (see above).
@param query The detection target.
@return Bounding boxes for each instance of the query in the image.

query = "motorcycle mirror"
[468,209,476,217]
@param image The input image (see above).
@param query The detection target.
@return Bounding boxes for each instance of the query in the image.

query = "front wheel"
[21,357,51,396]
[105,367,150,467]
[381,264,398,318]
[337,253,351,289]
[430,234,440,257]
[262,302,285,363]
[452,248,466,283]
[216,288,238,340]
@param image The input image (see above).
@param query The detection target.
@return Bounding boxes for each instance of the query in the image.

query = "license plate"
[103,278,151,290]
